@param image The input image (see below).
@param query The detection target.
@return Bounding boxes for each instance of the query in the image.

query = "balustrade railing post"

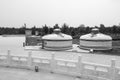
[110,59,116,80]
[7,50,11,66]
[77,55,83,76]
[28,51,32,69]
[50,52,56,73]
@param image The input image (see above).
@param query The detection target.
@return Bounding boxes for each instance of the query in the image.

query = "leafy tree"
[99,24,105,33]
[42,24,49,35]
[61,23,70,34]
[53,24,59,29]
[0,23,120,40]
[49,27,53,34]
[31,26,36,35]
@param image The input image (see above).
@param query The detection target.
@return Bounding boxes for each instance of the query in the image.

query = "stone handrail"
[0,50,119,80]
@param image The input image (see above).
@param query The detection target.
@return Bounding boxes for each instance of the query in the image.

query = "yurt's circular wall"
[42,29,72,50]
[80,28,112,50]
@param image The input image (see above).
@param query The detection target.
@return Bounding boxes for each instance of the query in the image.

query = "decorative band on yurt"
[42,39,72,50]
[80,39,112,50]
[42,39,72,41]
[80,45,112,50]
[43,46,73,50]
[80,39,112,41]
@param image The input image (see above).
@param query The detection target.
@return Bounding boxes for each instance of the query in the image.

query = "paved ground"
[0,67,83,80]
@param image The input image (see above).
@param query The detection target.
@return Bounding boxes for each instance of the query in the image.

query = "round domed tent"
[79,28,112,50]
[42,29,73,50]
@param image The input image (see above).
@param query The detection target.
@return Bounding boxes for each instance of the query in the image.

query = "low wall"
[0,50,120,80]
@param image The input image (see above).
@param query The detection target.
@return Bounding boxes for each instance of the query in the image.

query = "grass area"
[104,40,120,56]
[72,39,80,44]
[73,39,120,56]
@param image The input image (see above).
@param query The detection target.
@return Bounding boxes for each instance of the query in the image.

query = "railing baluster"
[7,50,11,66]
[110,59,116,80]
[28,51,32,68]
[50,53,56,73]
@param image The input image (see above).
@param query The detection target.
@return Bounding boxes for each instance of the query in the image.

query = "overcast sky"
[0,0,120,28]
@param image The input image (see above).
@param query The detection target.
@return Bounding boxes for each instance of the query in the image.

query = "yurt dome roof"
[42,29,72,40]
[80,28,112,40]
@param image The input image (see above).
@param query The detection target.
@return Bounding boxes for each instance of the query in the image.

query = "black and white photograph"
[0,0,120,80]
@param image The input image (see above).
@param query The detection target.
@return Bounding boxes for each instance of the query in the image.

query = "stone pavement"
[0,67,84,80]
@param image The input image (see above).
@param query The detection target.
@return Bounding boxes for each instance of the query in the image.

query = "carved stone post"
[77,55,83,76]
[28,51,32,69]
[7,50,11,66]
[110,59,116,80]
[50,52,56,73]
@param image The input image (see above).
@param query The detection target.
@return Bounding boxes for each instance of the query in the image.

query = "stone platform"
[24,44,89,53]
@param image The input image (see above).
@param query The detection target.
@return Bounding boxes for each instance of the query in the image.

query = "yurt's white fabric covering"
[42,33,72,40]
[80,28,112,50]
[42,29,72,50]
[80,33,112,40]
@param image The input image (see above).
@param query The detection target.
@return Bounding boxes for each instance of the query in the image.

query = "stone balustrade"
[0,50,119,80]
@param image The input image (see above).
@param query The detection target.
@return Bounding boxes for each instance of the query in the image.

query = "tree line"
[0,23,120,39]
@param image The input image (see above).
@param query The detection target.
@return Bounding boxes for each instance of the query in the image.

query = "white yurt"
[42,29,73,50]
[80,28,112,50]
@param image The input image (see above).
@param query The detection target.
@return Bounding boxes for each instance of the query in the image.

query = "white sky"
[0,0,120,28]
